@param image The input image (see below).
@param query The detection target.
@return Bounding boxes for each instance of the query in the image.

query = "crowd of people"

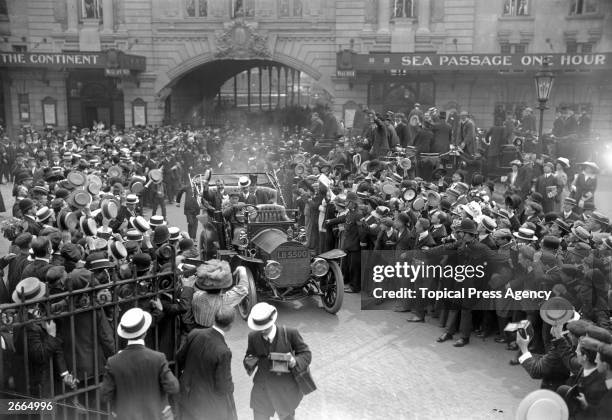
[0,99,609,419]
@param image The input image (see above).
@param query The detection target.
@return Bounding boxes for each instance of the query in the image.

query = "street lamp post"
[534,60,555,156]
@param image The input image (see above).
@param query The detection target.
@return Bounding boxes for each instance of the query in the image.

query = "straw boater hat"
[130,216,150,233]
[12,277,47,304]
[515,389,568,420]
[117,307,152,339]
[36,207,54,224]
[513,227,538,241]
[126,194,139,205]
[238,175,251,188]
[540,297,578,326]
[247,302,278,331]
[149,215,166,228]
[80,216,98,237]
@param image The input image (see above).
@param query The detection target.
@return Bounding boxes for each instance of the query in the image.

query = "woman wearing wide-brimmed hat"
[571,161,599,209]
[187,260,248,330]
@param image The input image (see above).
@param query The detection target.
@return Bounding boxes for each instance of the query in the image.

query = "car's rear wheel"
[237,266,257,320]
[320,260,343,314]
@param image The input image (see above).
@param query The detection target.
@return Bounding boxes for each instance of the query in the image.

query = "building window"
[569,0,598,15]
[514,43,526,54]
[18,94,30,123]
[233,0,255,18]
[581,43,593,53]
[393,0,416,18]
[500,43,511,54]
[12,45,27,52]
[42,97,57,126]
[566,41,578,53]
[503,0,529,16]
[81,0,101,20]
[0,0,8,19]
[279,0,303,17]
[185,0,207,17]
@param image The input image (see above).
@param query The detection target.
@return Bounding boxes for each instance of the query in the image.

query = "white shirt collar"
[606,378,612,390]
[34,257,50,263]
[264,324,277,343]
[127,339,145,346]
[212,325,225,337]
[583,366,598,377]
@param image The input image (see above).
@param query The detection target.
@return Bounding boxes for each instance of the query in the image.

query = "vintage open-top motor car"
[192,172,346,317]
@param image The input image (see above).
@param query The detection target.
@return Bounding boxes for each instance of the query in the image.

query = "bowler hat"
[132,252,152,272]
[153,225,170,245]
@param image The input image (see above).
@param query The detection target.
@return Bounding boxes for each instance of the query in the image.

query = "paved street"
[1,178,611,419]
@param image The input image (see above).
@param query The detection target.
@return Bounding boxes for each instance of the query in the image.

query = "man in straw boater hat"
[515,297,579,391]
[176,306,238,420]
[244,302,313,420]
[12,276,79,397]
[101,307,179,420]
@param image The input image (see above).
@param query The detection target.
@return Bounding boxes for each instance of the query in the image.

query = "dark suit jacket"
[57,308,115,380]
[14,319,68,397]
[431,121,452,153]
[176,328,237,420]
[100,344,179,420]
[21,259,52,282]
[327,209,363,252]
[244,326,311,417]
[7,252,29,298]
[534,174,562,213]
[520,339,570,391]
[395,228,415,251]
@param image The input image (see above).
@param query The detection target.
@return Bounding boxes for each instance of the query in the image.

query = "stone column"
[377,0,390,34]
[416,0,431,34]
[102,0,114,33]
[67,0,78,33]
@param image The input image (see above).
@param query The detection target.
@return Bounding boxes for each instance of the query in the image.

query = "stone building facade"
[0,0,610,138]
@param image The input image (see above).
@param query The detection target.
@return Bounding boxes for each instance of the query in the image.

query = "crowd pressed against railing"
[0,104,610,418]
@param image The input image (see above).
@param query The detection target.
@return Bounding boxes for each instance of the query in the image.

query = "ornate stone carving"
[215,20,269,58]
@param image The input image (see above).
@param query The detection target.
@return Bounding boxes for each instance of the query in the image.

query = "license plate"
[275,250,309,259]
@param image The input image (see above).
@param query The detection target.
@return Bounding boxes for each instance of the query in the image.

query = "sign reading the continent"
[0,52,146,70]
[337,52,612,72]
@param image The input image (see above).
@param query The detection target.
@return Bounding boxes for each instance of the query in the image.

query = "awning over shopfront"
[336,51,612,75]
[0,49,146,72]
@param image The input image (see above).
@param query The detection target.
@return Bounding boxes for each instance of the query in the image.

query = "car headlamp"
[239,229,248,246]
[264,260,282,280]
[311,258,329,277]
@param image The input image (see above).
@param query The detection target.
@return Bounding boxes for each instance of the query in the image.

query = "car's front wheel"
[237,266,257,320]
[320,260,344,314]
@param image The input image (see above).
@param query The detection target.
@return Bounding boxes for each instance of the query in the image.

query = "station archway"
[163,59,332,126]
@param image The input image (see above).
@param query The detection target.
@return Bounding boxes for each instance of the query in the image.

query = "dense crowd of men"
[0,101,609,419]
